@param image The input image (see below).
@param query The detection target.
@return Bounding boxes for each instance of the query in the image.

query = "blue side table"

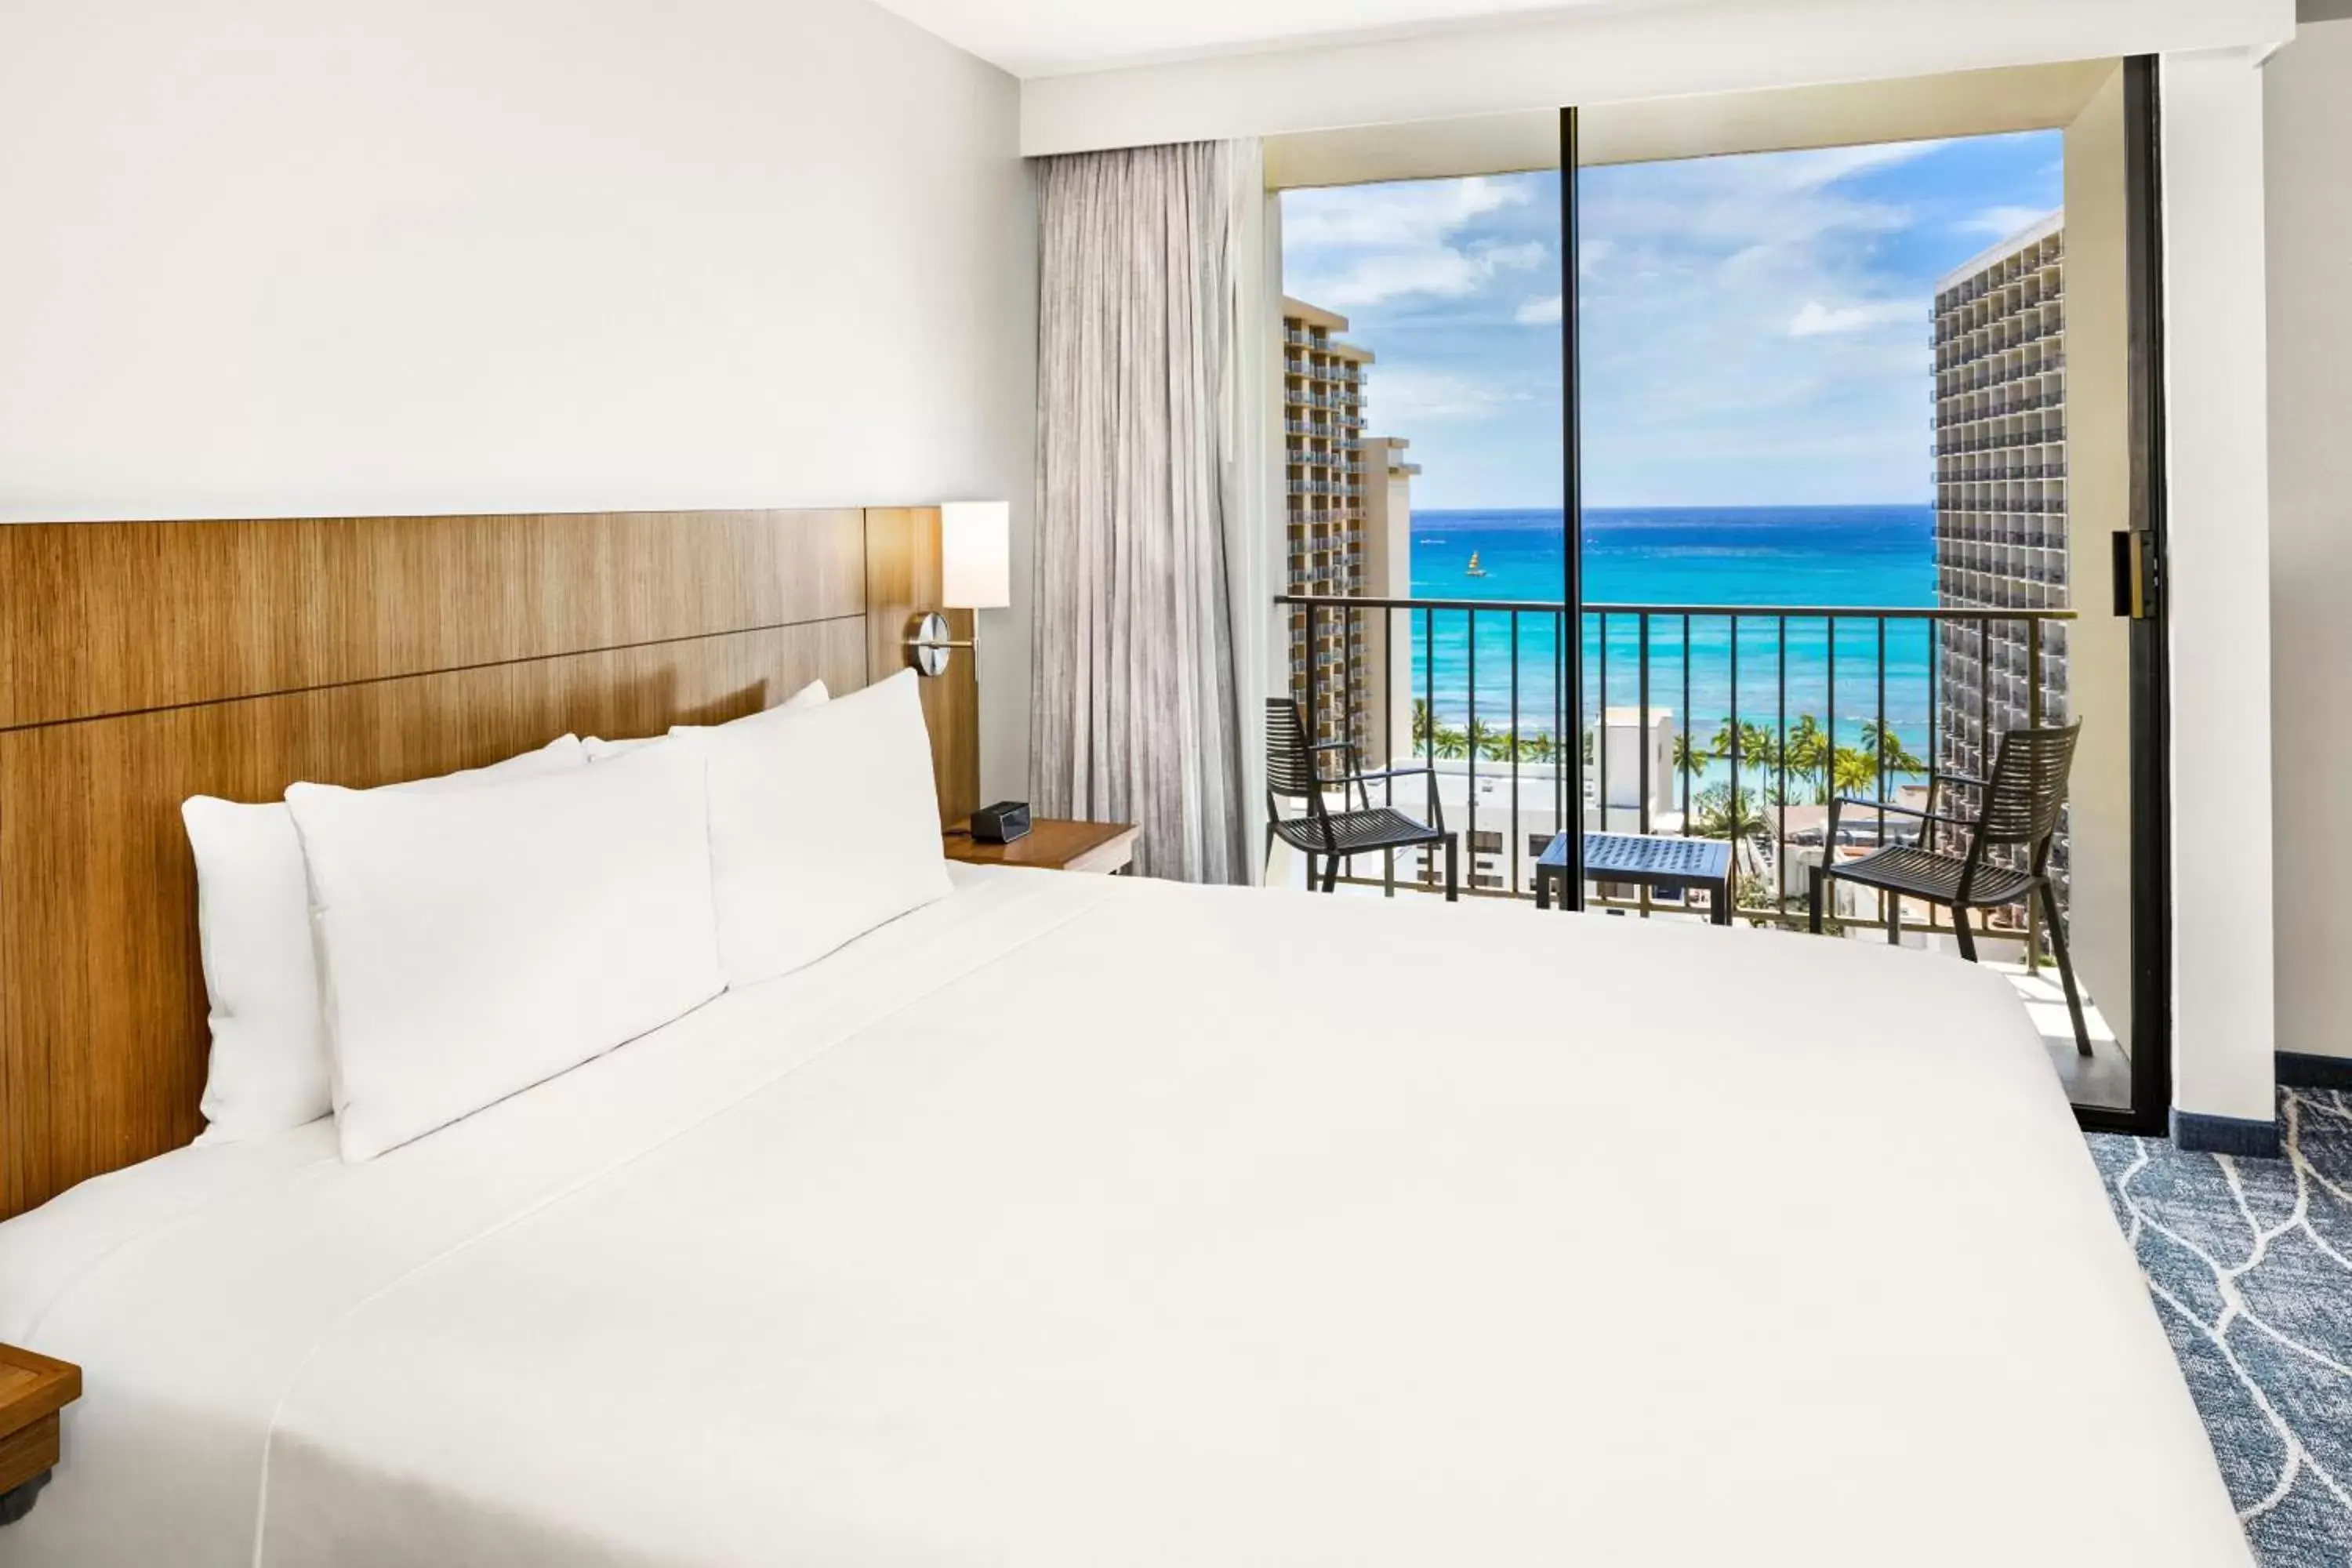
[1533,831,1735,925]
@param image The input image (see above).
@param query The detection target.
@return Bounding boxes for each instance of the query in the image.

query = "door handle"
[2111,530,2148,619]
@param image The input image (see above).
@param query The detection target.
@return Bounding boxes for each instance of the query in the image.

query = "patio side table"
[1533,831,1736,926]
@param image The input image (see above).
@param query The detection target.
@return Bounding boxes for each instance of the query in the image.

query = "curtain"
[1032,140,1258,884]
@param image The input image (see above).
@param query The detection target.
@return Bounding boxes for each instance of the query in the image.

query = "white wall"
[2263,15,2352,1063]
[2162,49,2278,1123]
[0,0,1037,801]
[1025,0,2291,156]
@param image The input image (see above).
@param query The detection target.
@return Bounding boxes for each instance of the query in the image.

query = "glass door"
[1559,64,2172,1132]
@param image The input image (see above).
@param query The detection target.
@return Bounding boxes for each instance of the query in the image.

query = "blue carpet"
[2087,1089,2352,1566]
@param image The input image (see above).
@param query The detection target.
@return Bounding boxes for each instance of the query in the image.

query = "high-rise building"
[1931,211,2069,785]
[1281,296,1370,746]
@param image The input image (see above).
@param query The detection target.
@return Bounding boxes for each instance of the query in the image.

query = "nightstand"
[944,818,1138,875]
[0,1345,81,1526]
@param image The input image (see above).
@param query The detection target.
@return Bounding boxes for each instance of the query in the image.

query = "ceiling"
[1263,57,2118,187]
[867,0,1639,78]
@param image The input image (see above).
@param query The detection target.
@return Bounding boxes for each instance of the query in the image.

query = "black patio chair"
[1265,698,1457,900]
[1808,720,2089,1055]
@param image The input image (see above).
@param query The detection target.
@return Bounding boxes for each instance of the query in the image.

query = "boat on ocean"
[1465,551,1489,578]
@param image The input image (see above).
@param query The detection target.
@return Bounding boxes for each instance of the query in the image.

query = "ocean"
[1397,504,1938,786]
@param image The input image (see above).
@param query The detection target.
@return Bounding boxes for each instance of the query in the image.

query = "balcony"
[1272,593,2077,951]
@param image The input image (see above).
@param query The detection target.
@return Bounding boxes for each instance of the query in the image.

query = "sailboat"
[1465,550,1489,579]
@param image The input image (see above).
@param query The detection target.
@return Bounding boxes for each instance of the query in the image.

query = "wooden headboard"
[0,506,978,1218]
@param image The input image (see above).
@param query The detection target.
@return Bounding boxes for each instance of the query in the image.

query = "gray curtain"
[1032,141,1254,884]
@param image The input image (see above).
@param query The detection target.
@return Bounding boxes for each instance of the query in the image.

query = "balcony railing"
[1273,594,2078,943]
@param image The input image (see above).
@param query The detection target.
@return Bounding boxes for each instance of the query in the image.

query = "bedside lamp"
[908,501,1011,677]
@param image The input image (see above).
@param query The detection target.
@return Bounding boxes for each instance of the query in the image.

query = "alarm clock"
[970,801,1032,844]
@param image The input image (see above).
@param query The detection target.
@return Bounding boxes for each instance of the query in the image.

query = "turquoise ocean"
[1399,504,1938,784]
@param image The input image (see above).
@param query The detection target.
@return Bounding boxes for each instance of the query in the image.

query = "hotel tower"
[1931,211,2070,785]
[1281,296,1372,747]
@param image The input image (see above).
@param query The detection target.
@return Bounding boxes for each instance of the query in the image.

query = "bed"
[0,861,2248,1565]
[0,509,2247,1565]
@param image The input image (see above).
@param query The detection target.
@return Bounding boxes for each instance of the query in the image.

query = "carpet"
[2087,1089,2352,1566]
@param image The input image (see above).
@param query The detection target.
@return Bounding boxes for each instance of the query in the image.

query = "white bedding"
[0,868,2248,1566]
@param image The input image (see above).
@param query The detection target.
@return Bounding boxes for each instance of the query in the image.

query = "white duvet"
[0,867,2248,1566]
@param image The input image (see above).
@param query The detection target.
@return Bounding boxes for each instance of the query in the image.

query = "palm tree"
[1518,730,1557,764]
[1691,782,1769,841]
[1478,725,1518,763]
[1830,744,1878,797]
[1432,724,1468,760]
[1857,718,1926,779]
[1671,731,1712,783]
[1708,720,1780,774]
[1465,717,1503,760]
[1782,714,1829,800]
[1410,699,1433,751]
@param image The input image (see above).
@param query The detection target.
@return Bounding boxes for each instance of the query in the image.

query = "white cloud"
[1280,175,1529,248]
[1314,252,1483,307]
[1282,176,1547,309]
[1477,240,1547,272]
[1786,297,1926,336]
[1954,203,2054,238]
[1777,138,1951,191]
[1514,294,1563,326]
[1372,368,1532,423]
[1310,233,1551,308]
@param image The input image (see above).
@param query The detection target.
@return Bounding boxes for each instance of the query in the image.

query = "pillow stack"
[184,671,949,1162]
[288,739,726,1161]
[182,735,590,1143]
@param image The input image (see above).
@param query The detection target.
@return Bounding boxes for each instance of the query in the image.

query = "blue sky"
[1279,131,2062,511]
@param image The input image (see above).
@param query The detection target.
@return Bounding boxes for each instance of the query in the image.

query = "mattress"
[0,866,2249,1566]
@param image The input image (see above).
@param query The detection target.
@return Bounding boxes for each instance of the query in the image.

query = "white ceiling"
[868,0,1635,78]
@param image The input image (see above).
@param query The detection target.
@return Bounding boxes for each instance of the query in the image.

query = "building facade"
[1931,211,2069,783]
[1282,297,1371,746]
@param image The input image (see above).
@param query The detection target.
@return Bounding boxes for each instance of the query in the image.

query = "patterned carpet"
[2087,1089,2352,1566]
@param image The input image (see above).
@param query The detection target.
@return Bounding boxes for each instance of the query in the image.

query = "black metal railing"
[1274,593,2078,946]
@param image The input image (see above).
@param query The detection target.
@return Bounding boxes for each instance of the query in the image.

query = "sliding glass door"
[1555,62,2172,1134]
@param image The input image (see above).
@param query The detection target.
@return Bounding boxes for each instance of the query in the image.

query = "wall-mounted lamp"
[907,500,1011,677]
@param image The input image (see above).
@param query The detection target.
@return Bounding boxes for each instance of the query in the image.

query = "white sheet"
[0,869,2249,1566]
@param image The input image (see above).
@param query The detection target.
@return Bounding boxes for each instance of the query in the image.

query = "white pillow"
[288,739,724,1162]
[583,678,828,760]
[183,736,587,1145]
[702,669,950,987]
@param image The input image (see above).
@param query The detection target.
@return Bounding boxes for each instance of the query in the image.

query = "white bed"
[0,865,2246,1566]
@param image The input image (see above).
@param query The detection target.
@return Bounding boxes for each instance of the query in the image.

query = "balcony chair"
[1265,698,1457,900]
[1807,720,2089,1055]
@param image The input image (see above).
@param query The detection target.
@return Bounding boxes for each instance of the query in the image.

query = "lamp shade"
[941,501,1011,610]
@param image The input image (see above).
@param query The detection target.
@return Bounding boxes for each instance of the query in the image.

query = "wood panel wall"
[0,508,978,1218]
[863,506,982,825]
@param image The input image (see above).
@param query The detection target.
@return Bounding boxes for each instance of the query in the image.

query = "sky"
[1279,130,2063,511]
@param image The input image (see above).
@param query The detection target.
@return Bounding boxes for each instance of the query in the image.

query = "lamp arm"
[904,609,978,677]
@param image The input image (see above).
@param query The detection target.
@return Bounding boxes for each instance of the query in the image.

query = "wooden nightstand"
[0,1345,80,1526]
[944,818,1138,875]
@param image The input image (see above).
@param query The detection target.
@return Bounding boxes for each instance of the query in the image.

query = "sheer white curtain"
[1032,140,1263,884]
